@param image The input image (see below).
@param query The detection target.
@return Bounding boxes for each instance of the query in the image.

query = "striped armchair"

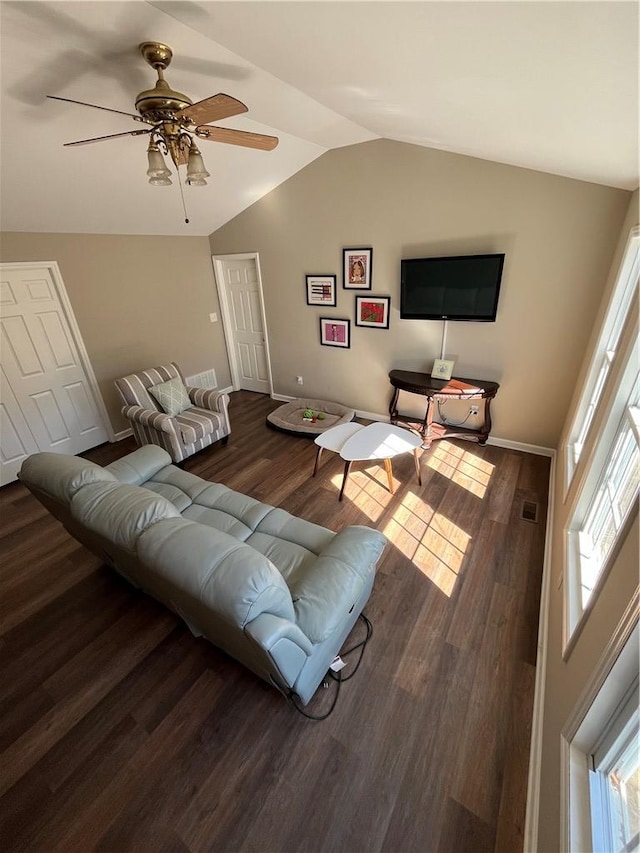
[114,363,230,463]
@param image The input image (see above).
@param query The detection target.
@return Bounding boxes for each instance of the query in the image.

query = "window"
[565,227,640,491]
[564,616,639,853]
[578,382,640,610]
[589,687,640,853]
[564,223,639,647]
[566,346,639,643]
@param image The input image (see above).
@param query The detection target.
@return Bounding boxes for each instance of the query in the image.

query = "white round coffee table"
[313,422,422,501]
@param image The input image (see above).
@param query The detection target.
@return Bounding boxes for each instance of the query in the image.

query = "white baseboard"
[355,408,390,423]
[523,451,556,852]
[487,436,555,457]
[271,393,295,403]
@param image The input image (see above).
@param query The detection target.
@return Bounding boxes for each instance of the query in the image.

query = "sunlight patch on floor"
[383,490,471,596]
[427,441,494,498]
[330,465,394,521]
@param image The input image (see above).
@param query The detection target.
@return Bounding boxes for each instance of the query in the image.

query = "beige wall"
[210,139,630,448]
[536,190,639,851]
[0,232,230,433]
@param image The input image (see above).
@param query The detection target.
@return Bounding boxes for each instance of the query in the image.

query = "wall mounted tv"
[400,253,505,322]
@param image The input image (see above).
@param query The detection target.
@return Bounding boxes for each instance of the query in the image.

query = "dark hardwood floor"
[0,391,550,853]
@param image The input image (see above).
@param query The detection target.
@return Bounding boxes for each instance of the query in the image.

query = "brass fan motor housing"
[135,42,193,121]
[135,79,192,120]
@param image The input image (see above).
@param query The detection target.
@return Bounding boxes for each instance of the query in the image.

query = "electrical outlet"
[469,405,479,416]
[296,376,304,385]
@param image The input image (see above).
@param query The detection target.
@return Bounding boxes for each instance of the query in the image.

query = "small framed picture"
[355,295,390,329]
[320,317,350,348]
[306,274,337,307]
[343,247,373,290]
[431,359,455,380]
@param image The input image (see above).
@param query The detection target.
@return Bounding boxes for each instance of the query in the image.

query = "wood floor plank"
[436,797,496,853]
[494,660,536,853]
[43,597,173,701]
[0,573,134,713]
[486,448,522,524]
[450,581,521,826]
[0,714,148,853]
[37,628,204,794]
[51,670,225,852]
[0,608,175,797]
[0,390,550,853]
[382,641,478,852]
[0,555,100,636]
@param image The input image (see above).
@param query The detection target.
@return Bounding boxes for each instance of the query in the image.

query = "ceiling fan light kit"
[185,144,210,185]
[146,141,172,184]
[48,41,279,221]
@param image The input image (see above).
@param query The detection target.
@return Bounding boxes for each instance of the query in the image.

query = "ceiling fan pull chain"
[176,167,190,224]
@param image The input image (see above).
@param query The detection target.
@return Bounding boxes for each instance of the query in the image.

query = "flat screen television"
[400,253,505,322]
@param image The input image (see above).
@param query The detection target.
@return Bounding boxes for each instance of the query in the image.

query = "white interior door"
[0,264,109,485]
[214,255,272,395]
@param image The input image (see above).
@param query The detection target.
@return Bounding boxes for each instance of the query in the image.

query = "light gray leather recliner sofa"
[19,446,386,705]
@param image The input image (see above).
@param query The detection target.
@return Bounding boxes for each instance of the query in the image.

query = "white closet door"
[219,257,270,394]
[0,265,108,485]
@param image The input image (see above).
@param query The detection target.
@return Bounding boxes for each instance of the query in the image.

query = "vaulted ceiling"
[1,1,637,237]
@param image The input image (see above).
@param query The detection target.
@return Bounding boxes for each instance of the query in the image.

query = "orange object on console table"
[388,369,500,446]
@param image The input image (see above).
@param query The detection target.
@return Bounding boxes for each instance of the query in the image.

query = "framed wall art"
[355,295,390,329]
[342,247,373,290]
[305,274,337,306]
[319,317,350,348]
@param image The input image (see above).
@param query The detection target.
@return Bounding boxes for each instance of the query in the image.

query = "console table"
[388,370,499,446]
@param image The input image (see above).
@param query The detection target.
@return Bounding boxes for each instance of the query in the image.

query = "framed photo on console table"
[319,317,350,348]
[343,247,373,290]
[306,274,337,306]
[355,295,390,329]
[431,359,455,380]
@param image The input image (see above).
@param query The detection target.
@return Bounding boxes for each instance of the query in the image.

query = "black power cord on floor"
[287,613,373,721]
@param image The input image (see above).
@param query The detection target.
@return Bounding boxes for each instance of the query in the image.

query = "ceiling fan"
[48,41,279,200]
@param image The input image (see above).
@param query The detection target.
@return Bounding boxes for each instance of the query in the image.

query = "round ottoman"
[266,398,355,437]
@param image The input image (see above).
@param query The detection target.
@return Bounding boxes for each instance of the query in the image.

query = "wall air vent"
[185,368,217,390]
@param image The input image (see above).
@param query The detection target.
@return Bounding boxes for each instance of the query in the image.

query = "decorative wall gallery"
[306,245,386,347]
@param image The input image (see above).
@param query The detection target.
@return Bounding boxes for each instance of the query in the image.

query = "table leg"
[479,397,492,445]
[413,448,422,486]
[313,446,323,477]
[421,397,435,445]
[383,457,395,494]
[389,386,400,424]
[339,460,352,501]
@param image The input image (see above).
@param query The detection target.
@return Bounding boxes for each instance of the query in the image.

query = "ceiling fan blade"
[176,93,248,126]
[196,125,279,151]
[47,95,148,124]
[63,129,152,147]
